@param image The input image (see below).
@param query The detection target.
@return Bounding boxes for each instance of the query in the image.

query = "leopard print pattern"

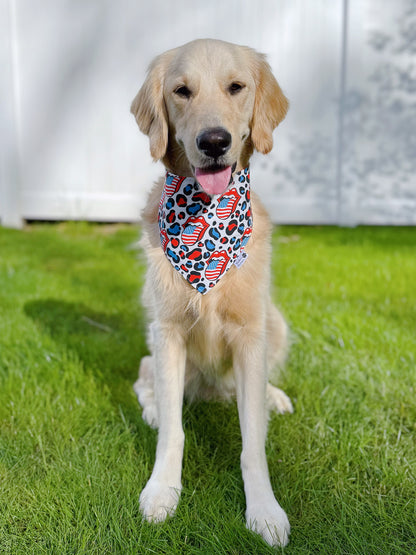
[158,167,253,294]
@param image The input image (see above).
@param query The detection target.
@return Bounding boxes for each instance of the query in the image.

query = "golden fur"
[131,39,292,547]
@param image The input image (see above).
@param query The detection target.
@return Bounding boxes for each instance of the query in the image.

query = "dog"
[131,38,293,547]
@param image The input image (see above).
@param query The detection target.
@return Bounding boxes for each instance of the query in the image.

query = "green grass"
[0,223,415,554]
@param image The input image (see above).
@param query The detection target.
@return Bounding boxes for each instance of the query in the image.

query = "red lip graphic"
[205,251,230,281]
[165,175,186,196]
[160,228,170,252]
[216,188,240,219]
[182,216,209,245]
[241,227,252,247]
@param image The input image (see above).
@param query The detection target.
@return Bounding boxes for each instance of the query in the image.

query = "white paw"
[141,404,159,429]
[139,478,181,523]
[133,377,159,429]
[267,385,294,415]
[246,500,290,547]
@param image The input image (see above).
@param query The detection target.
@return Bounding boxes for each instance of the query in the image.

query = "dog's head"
[131,39,288,195]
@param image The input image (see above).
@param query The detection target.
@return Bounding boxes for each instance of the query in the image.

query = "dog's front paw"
[139,478,181,522]
[246,499,290,547]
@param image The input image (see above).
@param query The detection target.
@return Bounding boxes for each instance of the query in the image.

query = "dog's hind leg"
[266,304,288,371]
[134,356,159,429]
[266,383,293,414]
[266,304,293,415]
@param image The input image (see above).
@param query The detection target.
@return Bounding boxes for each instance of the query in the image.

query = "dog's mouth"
[193,162,237,196]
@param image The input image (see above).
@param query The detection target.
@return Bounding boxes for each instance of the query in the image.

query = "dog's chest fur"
[141,177,273,377]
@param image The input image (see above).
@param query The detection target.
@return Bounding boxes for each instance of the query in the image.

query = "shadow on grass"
[183,400,242,473]
[24,298,147,415]
[23,299,244,471]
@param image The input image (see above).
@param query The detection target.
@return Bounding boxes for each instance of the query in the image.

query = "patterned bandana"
[158,167,253,294]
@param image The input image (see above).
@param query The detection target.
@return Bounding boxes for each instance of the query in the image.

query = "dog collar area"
[158,167,252,294]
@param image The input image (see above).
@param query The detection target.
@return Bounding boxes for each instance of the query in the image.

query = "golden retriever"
[131,38,292,547]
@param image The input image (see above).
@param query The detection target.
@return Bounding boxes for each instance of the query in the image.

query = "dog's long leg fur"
[233,328,291,547]
[138,324,186,522]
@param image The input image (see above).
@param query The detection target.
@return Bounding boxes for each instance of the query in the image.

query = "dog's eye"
[229,82,245,95]
[174,85,192,99]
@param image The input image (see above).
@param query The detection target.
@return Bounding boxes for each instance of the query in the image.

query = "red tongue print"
[195,166,232,196]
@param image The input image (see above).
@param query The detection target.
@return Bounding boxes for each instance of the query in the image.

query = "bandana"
[158,167,253,294]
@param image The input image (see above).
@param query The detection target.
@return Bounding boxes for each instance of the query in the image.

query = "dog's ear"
[131,54,169,161]
[250,54,289,154]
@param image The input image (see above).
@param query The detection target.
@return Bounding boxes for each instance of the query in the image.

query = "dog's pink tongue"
[195,166,232,196]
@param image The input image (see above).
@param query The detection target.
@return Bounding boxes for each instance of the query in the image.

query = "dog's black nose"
[196,127,232,159]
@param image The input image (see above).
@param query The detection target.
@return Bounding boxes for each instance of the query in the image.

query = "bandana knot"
[158,167,252,294]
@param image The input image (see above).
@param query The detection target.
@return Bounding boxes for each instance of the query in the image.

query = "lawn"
[0,223,415,554]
